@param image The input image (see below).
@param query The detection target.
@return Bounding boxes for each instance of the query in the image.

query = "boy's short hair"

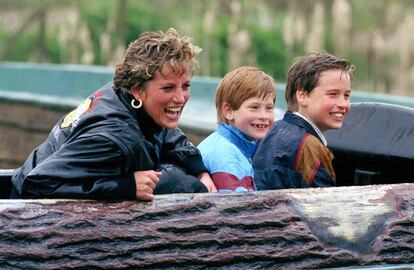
[216,66,275,124]
[285,52,355,112]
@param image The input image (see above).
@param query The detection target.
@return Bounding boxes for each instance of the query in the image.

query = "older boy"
[198,66,275,192]
[253,52,355,189]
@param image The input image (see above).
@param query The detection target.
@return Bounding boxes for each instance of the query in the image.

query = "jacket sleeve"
[253,139,309,190]
[160,128,207,176]
[254,164,308,190]
[19,134,136,200]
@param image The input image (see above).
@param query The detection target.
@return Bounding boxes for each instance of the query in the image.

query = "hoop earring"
[131,99,142,109]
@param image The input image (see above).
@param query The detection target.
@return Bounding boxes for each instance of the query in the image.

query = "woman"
[10,28,216,200]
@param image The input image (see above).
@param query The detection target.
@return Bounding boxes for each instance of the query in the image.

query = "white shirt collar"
[293,112,328,146]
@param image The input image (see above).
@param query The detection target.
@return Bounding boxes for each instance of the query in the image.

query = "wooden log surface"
[0,183,413,269]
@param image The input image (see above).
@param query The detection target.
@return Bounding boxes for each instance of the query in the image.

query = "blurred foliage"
[250,25,287,79]
[0,0,413,96]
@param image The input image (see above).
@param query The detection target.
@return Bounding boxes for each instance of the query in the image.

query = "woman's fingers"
[201,178,217,192]
[134,170,162,201]
[198,172,217,192]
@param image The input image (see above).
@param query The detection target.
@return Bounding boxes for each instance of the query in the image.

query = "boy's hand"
[134,170,162,201]
[198,172,217,192]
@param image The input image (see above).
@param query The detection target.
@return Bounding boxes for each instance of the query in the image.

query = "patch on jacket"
[61,91,101,129]
[295,133,335,185]
[211,172,254,192]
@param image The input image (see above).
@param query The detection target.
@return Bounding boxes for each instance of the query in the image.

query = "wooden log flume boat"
[0,184,413,269]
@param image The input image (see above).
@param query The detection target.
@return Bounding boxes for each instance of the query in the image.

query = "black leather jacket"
[11,83,207,199]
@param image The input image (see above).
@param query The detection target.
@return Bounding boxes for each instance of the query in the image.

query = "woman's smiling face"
[132,65,191,129]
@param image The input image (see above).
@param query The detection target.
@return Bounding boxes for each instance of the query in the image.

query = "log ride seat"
[0,169,13,199]
[325,102,414,186]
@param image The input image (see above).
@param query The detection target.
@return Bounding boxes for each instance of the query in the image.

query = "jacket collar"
[217,123,257,160]
[284,112,327,146]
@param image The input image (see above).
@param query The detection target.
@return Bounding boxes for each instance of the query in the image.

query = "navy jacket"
[253,112,336,190]
[11,83,206,199]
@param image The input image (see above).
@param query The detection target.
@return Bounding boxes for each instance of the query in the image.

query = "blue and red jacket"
[253,112,336,190]
[198,123,256,192]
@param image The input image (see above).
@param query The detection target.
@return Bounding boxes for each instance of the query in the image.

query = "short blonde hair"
[216,66,275,124]
[113,28,201,94]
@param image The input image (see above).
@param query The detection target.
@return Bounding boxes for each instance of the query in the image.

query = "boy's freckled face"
[297,69,351,132]
[230,96,275,140]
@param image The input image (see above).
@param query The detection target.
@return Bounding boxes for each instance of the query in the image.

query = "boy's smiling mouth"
[252,123,269,129]
[330,112,346,120]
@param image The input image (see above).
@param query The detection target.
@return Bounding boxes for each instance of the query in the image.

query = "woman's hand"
[198,172,217,192]
[134,170,162,201]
